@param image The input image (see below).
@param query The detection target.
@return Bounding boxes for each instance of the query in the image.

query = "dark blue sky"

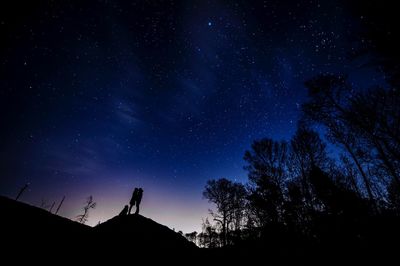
[0,0,384,232]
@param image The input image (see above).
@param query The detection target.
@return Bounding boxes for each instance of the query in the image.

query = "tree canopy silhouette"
[203,178,247,246]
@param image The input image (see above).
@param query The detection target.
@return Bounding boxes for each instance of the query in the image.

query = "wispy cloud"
[114,100,143,126]
[36,136,126,179]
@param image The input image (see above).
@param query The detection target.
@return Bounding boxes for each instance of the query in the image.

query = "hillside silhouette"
[0,196,197,262]
[94,213,197,250]
[0,195,90,240]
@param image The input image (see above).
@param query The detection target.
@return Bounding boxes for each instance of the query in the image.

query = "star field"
[0,0,386,232]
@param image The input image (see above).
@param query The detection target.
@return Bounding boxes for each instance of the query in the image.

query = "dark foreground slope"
[4,195,397,265]
[0,196,197,262]
[0,196,90,246]
[93,214,196,250]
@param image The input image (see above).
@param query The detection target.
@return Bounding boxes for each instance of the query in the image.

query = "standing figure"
[129,188,138,214]
[135,188,143,214]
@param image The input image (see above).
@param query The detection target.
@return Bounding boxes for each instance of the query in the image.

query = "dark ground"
[0,195,398,265]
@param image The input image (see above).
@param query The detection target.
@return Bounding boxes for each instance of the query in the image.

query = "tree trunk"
[222,213,227,246]
[343,142,376,209]
[374,138,400,186]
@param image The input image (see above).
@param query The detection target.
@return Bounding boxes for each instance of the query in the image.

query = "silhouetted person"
[129,188,138,214]
[119,205,129,216]
[135,188,143,214]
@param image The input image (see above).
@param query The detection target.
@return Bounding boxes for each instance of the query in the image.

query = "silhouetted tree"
[339,155,362,196]
[388,179,400,214]
[76,195,96,224]
[244,139,288,226]
[49,202,55,213]
[184,231,197,244]
[229,182,248,233]
[15,183,29,201]
[303,75,376,204]
[283,179,309,233]
[309,166,368,218]
[346,88,400,185]
[347,0,400,87]
[303,74,400,210]
[289,126,330,209]
[55,196,65,215]
[203,178,247,246]
[198,218,220,248]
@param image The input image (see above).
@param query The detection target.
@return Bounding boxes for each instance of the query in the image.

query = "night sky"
[0,0,385,232]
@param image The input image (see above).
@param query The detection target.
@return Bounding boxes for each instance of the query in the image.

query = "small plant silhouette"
[15,183,29,201]
[76,195,96,224]
[55,196,65,215]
